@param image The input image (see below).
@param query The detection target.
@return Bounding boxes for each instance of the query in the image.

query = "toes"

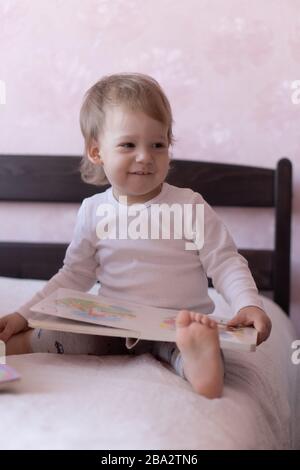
[200,315,210,326]
[208,319,217,328]
[177,311,218,329]
[190,311,196,321]
[197,315,217,328]
[192,313,213,327]
[176,310,192,328]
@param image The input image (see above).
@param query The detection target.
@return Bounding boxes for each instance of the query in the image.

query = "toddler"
[0,73,272,398]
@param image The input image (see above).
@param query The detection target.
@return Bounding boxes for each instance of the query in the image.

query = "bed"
[0,155,299,450]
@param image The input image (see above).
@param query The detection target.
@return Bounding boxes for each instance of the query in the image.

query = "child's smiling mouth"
[128,171,154,176]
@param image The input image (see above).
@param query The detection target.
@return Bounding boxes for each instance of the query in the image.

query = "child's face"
[88,104,170,204]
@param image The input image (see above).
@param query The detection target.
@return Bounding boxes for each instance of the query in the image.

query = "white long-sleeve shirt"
[18,182,264,319]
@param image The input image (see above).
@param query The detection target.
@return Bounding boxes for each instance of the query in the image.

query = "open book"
[29,288,258,352]
[0,365,21,390]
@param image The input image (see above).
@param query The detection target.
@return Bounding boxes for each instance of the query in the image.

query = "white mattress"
[0,276,299,450]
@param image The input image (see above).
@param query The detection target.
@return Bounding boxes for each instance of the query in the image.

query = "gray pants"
[30,329,186,378]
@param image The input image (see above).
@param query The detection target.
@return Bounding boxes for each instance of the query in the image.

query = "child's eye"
[120,142,166,149]
[121,143,135,148]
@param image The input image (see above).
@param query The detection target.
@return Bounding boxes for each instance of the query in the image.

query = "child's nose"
[135,149,153,163]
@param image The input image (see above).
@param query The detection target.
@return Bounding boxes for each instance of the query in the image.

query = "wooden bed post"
[274,158,292,315]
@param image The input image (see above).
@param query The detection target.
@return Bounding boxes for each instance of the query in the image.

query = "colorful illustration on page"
[160,315,176,330]
[218,328,245,342]
[0,365,20,384]
[55,297,136,322]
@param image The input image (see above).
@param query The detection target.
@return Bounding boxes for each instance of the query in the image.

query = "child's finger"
[227,315,242,326]
[0,318,7,333]
[227,311,248,327]
[255,317,272,345]
[0,324,13,343]
[257,326,269,345]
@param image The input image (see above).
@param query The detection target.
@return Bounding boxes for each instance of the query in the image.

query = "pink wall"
[0,0,299,332]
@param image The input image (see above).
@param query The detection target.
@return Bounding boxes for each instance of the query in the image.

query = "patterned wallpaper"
[0,0,299,332]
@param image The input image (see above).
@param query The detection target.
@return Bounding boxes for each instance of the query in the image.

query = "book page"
[209,315,258,351]
[0,365,21,389]
[30,288,178,341]
[30,289,258,349]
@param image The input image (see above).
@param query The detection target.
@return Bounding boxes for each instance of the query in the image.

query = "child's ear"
[87,140,103,165]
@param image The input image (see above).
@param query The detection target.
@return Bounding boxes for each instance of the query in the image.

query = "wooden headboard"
[0,155,293,315]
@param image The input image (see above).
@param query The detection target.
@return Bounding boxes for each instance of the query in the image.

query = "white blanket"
[0,277,299,450]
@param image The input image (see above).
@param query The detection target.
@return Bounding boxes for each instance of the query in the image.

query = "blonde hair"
[79,72,175,186]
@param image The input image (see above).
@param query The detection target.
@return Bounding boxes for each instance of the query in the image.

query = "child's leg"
[6,328,128,356]
[152,341,186,378]
[153,310,225,399]
[152,341,225,381]
[6,330,33,355]
[30,329,129,355]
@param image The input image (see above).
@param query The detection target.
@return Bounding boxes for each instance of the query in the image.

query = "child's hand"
[227,306,272,346]
[0,313,29,343]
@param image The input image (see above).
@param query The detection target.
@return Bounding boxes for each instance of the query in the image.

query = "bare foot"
[176,310,224,398]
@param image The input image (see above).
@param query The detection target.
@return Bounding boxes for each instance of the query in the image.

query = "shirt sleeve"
[197,197,264,316]
[18,199,99,320]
